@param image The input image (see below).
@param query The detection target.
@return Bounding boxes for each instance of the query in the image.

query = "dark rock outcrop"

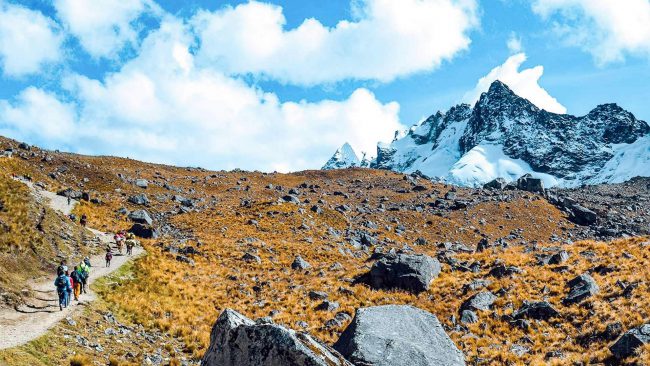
[368,253,441,294]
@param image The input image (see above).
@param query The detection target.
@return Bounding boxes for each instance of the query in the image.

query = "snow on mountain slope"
[323,80,650,187]
[446,143,560,187]
[322,142,361,170]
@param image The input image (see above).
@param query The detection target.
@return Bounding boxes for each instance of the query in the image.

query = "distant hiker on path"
[126,239,135,256]
[105,249,113,267]
[54,270,71,311]
[70,266,83,301]
[80,214,87,227]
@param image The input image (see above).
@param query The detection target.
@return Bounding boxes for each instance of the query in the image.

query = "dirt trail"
[0,180,144,350]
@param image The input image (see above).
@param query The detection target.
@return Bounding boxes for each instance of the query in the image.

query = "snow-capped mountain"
[322,142,363,170]
[324,80,650,187]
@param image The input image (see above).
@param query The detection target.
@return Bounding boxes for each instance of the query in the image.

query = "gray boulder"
[512,301,559,320]
[460,310,478,324]
[516,174,544,193]
[135,179,148,188]
[563,273,599,305]
[128,209,153,225]
[334,305,465,366]
[128,193,149,206]
[129,223,159,239]
[483,178,507,190]
[369,253,441,294]
[569,204,598,226]
[291,255,311,270]
[202,309,352,366]
[460,291,497,312]
[610,324,650,359]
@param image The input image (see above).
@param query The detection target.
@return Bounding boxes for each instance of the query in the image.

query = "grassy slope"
[0,136,648,365]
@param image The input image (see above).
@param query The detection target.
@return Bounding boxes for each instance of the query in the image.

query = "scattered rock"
[128,209,153,225]
[460,291,497,312]
[563,273,599,305]
[610,324,650,359]
[512,301,559,320]
[291,255,311,270]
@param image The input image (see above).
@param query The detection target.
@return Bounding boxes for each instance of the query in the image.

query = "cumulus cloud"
[1,20,403,172]
[54,0,160,58]
[533,0,650,64]
[463,53,567,114]
[191,0,479,85]
[0,2,63,77]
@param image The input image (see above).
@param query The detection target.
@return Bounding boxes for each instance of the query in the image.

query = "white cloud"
[53,0,160,59]
[191,0,479,85]
[0,87,76,144]
[533,0,650,64]
[507,32,522,53]
[463,53,567,114]
[2,20,403,172]
[0,2,63,77]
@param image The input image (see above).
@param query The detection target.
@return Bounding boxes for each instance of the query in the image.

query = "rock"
[308,291,328,300]
[310,205,323,214]
[315,300,339,312]
[291,255,311,270]
[610,324,650,359]
[129,223,159,239]
[176,255,195,266]
[488,263,521,278]
[512,300,559,320]
[282,195,301,204]
[569,204,598,225]
[516,174,544,193]
[460,310,478,324]
[483,178,507,190]
[57,188,82,199]
[128,193,150,206]
[135,179,148,188]
[241,253,261,263]
[548,250,570,265]
[128,210,153,225]
[460,291,497,312]
[563,273,599,305]
[368,253,441,294]
[334,305,465,366]
[202,308,352,366]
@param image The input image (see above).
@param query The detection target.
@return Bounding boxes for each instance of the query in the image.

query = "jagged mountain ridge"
[325,81,650,187]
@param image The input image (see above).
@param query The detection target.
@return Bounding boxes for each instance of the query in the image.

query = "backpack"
[55,276,68,292]
[105,252,113,260]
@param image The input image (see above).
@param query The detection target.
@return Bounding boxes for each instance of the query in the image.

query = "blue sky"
[0,0,648,171]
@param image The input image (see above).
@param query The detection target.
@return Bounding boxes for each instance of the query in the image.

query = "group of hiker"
[54,258,91,311]
[105,231,137,267]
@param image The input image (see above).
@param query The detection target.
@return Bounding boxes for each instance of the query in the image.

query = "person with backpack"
[54,270,72,311]
[126,239,135,256]
[65,270,74,307]
[70,266,83,301]
[105,249,113,267]
[79,259,90,294]
[80,214,87,227]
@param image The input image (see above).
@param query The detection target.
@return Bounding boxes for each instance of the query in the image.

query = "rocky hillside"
[0,136,648,365]
[325,80,650,188]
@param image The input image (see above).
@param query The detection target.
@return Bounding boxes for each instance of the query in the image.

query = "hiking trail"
[0,179,144,350]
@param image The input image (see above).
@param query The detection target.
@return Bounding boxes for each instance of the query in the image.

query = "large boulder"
[563,273,599,305]
[128,210,153,225]
[334,305,465,366]
[610,324,650,359]
[483,178,507,190]
[369,253,441,294]
[569,205,598,226]
[57,188,82,199]
[129,223,159,239]
[202,309,352,366]
[516,174,544,194]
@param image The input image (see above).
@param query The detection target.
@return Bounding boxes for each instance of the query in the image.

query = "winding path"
[0,179,144,350]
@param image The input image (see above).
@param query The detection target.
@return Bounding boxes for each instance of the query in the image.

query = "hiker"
[80,214,87,227]
[65,270,74,307]
[57,260,68,275]
[126,239,135,256]
[105,249,113,267]
[54,270,71,311]
[70,266,83,301]
[79,259,90,294]
[66,191,71,205]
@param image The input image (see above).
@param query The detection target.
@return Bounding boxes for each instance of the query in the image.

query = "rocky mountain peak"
[322,143,361,170]
[326,80,650,188]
